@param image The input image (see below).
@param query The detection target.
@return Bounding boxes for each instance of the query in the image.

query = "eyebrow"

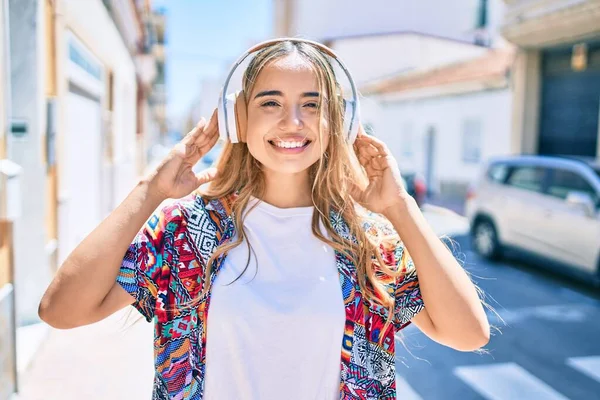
[254,90,320,99]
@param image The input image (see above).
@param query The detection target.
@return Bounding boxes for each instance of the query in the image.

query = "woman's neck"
[260,169,313,208]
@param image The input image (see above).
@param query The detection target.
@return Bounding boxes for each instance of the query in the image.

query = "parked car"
[465,155,600,286]
[402,171,427,207]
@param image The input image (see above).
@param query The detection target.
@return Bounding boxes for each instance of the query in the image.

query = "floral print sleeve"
[116,206,173,322]
[393,241,425,330]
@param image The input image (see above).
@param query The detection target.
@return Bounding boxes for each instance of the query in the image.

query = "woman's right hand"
[147,108,220,200]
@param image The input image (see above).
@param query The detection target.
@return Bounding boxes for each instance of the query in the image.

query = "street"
[395,233,600,400]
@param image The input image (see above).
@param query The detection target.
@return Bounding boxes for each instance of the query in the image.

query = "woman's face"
[245,54,330,175]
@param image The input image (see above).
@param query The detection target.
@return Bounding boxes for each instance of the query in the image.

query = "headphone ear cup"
[224,93,239,143]
[217,92,228,141]
[234,91,248,143]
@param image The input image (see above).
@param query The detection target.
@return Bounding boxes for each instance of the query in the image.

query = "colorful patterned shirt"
[117,193,425,400]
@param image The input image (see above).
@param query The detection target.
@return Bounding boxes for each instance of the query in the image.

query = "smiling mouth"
[267,139,312,149]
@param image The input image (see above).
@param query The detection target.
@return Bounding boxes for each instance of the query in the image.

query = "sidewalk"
[15,206,468,400]
[421,203,470,237]
[17,309,154,400]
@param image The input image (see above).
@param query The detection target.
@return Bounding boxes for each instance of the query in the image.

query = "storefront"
[538,41,600,156]
[502,0,600,157]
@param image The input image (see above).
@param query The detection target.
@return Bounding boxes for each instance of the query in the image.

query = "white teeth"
[273,140,307,149]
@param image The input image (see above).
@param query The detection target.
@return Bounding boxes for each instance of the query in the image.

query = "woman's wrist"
[137,175,169,209]
[381,194,418,225]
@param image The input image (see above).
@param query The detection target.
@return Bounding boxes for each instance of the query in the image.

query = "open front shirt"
[117,193,424,400]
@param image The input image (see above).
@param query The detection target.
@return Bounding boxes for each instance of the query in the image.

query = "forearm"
[39,179,165,323]
[384,196,489,346]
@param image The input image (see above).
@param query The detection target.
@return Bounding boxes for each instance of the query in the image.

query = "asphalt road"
[395,233,600,400]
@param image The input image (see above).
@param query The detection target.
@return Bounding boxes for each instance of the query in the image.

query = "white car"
[465,155,600,286]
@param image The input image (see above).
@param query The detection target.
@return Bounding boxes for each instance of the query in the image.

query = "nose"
[278,106,304,131]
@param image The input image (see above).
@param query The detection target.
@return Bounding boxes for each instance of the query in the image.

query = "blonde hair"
[198,40,407,341]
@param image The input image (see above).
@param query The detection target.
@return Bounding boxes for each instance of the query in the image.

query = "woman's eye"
[304,102,319,109]
[261,100,279,108]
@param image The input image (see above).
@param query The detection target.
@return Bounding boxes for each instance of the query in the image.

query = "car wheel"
[472,218,502,260]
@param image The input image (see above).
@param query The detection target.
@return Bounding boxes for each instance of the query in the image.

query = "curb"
[422,203,467,220]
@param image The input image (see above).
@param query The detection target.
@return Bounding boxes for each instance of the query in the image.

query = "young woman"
[39,38,489,400]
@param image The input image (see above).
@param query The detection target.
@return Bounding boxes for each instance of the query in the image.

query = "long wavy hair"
[197,40,408,341]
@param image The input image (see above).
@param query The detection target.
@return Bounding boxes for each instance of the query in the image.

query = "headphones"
[217,38,361,144]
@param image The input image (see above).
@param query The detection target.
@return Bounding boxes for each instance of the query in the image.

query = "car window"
[547,168,598,203]
[506,166,546,193]
[486,163,509,184]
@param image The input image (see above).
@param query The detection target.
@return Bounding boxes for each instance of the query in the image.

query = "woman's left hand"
[353,126,410,215]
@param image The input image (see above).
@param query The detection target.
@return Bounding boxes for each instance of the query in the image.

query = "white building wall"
[333,34,487,85]
[8,0,51,325]
[281,0,506,45]
[61,0,137,206]
[375,89,512,194]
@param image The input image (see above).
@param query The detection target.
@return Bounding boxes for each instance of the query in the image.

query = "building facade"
[363,49,514,200]
[0,1,164,395]
[502,0,600,157]
[1,0,19,396]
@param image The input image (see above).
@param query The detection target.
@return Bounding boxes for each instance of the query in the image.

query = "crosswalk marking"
[395,375,423,400]
[454,362,569,400]
[567,356,600,383]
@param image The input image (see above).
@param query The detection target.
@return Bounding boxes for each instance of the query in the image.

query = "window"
[506,166,546,193]
[475,0,488,29]
[462,119,482,163]
[547,169,598,203]
[68,38,103,81]
[486,163,509,184]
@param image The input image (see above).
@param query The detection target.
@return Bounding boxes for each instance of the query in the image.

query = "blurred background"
[1,0,599,399]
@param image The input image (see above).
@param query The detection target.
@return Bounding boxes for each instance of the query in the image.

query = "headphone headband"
[218,37,361,143]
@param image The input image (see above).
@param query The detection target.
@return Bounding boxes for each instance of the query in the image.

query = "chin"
[261,158,317,175]
[270,164,312,175]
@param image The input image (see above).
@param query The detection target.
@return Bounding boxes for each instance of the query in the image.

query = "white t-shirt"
[203,198,346,400]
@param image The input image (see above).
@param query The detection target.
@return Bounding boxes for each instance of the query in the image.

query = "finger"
[357,157,371,170]
[356,144,379,160]
[356,134,388,155]
[195,167,218,186]
[355,137,380,152]
[371,157,388,174]
[357,155,378,178]
[204,108,219,135]
[197,131,219,156]
[182,117,207,144]
[356,123,367,138]
[193,109,219,147]
[365,162,381,178]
